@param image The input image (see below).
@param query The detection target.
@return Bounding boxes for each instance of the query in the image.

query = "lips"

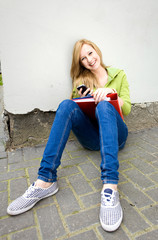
[89,60,96,66]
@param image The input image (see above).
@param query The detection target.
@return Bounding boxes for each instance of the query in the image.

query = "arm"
[119,73,131,116]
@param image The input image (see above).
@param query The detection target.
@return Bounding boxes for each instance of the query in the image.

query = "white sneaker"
[7,181,58,215]
[100,188,123,232]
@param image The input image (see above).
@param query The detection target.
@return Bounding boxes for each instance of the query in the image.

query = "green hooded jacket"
[72,67,131,116]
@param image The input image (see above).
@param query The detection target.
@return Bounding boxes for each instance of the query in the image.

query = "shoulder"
[106,67,127,83]
[106,67,126,78]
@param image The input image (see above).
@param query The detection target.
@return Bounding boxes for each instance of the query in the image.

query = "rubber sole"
[7,187,59,215]
[100,209,123,232]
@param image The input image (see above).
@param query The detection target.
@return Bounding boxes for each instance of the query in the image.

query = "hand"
[92,88,114,104]
[78,87,93,98]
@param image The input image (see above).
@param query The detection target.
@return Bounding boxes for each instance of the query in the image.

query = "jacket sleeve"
[119,72,131,116]
[72,87,80,99]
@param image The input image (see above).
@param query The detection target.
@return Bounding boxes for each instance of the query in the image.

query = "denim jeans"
[38,99,128,184]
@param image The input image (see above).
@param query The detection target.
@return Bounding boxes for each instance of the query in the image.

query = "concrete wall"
[0,0,158,115]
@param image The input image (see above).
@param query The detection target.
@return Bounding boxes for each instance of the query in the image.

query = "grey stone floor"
[1,86,158,240]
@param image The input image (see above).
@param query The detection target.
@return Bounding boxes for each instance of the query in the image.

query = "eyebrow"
[80,50,93,59]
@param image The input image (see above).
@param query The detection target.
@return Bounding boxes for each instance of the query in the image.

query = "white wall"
[0,0,158,114]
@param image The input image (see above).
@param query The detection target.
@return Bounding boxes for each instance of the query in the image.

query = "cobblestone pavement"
[1,89,158,239]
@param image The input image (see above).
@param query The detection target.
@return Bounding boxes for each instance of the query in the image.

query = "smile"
[89,61,96,66]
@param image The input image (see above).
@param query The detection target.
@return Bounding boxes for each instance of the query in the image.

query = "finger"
[90,89,93,95]
[84,88,91,96]
[78,89,83,97]
[95,91,101,103]
[93,89,99,99]
[99,92,106,101]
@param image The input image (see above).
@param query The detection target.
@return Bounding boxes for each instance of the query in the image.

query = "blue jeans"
[38,99,128,184]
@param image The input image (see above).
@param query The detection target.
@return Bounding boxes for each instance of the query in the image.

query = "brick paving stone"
[87,151,101,168]
[80,191,100,208]
[65,140,82,152]
[23,146,44,161]
[145,187,158,202]
[10,228,38,240]
[56,187,80,215]
[124,168,154,188]
[27,166,39,183]
[134,150,157,162]
[79,162,100,180]
[0,170,25,181]
[148,172,158,183]
[98,225,130,240]
[119,161,133,171]
[135,229,158,240]
[151,160,158,168]
[68,149,92,158]
[58,178,69,189]
[58,166,79,178]
[153,152,158,158]
[118,151,137,161]
[61,157,89,168]
[10,178,28,200]
[119,144,140,154]
[141,205,158,225]
[0,158,7,172]
[0,145,5,152]
[68,230,98,240]
[119,182,153,208]
[0,181,7,191]
[8,149,23,164]
[1,120,158,240]
[126,135,139,145]
[0,237,7,240]
[140,136,158,148]
[36,205,65,240]
[119,173,128,183]
[65,207,99,232]
[91,178,102,191]
[0,192,8,217]
[136,141,158,153]
[34,193,54,208]
[68,174,93,195]
[129,158,156,174]
[9,159,40,171]
[121,199,149,234]
[61,150,71,160]
[0,211,35,236]
[0,151,7,159]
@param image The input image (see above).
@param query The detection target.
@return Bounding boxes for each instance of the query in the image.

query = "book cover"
[72,93,124,121]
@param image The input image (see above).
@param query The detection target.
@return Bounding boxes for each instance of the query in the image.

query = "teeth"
[90,61,95,66]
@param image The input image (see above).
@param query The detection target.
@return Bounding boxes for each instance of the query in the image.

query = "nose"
[87,55,92,62]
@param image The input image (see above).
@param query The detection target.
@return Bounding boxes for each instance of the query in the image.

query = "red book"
[72,93,124,121]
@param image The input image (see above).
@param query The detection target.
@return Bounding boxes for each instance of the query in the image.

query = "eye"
[81,57,85,61]
[88,51,92,55]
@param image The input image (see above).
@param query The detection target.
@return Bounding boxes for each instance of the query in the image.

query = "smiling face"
[80,44,101,72]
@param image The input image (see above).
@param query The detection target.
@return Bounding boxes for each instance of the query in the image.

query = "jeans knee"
[59,99,76,109]
[57,99,77,116]
[96,101,114,114]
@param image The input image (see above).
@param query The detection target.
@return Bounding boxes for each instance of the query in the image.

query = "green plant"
[0,74,3,85]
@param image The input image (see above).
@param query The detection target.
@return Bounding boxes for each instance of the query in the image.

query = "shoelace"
[23,184,36,198]
[102,192,114,206]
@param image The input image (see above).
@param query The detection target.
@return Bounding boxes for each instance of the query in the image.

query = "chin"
[92,64,100,70]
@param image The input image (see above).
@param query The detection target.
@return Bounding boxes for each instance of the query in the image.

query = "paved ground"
[1,86,158,240]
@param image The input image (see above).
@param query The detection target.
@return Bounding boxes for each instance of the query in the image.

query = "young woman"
[7,39,131,232]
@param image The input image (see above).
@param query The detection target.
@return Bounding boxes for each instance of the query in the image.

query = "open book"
[72,93,124,121]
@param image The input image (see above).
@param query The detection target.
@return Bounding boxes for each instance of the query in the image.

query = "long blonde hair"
[70,39,107,90]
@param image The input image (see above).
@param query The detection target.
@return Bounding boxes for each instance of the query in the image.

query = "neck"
[91,65,108,87]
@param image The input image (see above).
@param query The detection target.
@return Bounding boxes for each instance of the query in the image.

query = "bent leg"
[95,101,128,184]
[38,99,100,183]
